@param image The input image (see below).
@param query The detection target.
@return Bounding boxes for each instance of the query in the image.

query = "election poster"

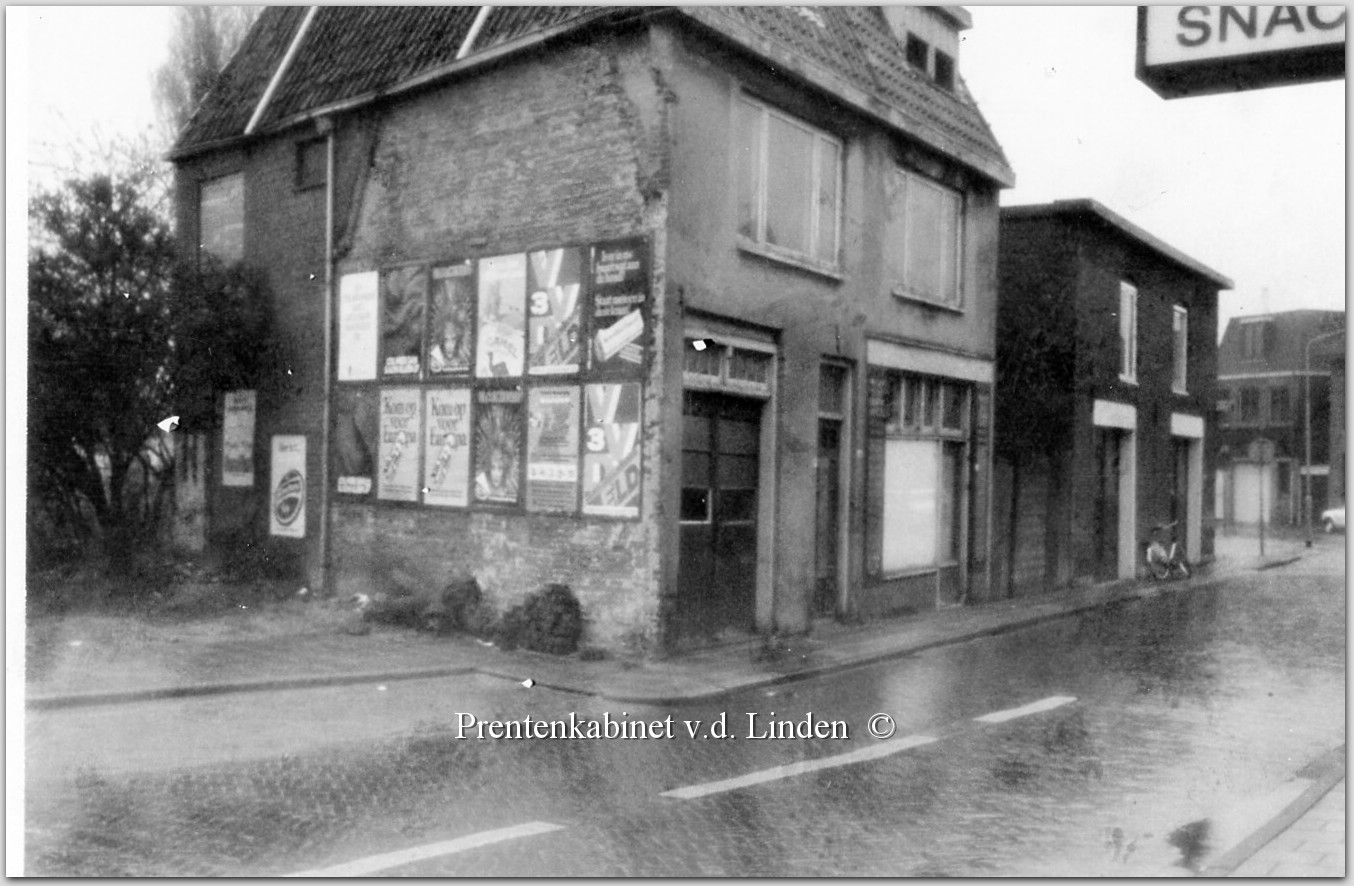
[582,382,642,518]
[377,387,422,502]
[526,386,581,513]
[381,266,427,377]
[527,247,584,375]
[475,253,527,378]
[269,435,306,538]
[428,261,475,375]
[337,271,379,381]
[473,389,524,505]
[334,386,377,495]
[221,389,256,487]
[423,388,472,507]
[588,238,649,377]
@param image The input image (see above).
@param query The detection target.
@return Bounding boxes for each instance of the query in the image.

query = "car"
[1320,506,1345,534]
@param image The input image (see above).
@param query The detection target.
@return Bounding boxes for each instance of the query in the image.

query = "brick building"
[170,7,1013,653]
[1215,310,1345,529]
[993,200,1231,594]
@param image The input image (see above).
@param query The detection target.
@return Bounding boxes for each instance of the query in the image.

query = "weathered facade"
[993,200,1231,595]
[170,7,1013,653]
[1214,310,1344,528]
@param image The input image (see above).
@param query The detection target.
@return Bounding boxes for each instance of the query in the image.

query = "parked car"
[1320,506,1345,534]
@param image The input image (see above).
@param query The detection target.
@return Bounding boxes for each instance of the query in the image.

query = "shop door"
[1094,428,1121,581]
[678,391,761,640]
[814,419,841,617]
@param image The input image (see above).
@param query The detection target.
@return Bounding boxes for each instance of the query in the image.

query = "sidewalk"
[1226,779,1345,877]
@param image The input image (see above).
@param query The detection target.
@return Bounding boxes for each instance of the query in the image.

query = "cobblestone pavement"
[1229,780,1346,878]
[21,541,1345,877]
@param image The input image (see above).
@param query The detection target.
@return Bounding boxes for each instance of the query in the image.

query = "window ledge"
[892,289,964,315]
[736,238,844,283]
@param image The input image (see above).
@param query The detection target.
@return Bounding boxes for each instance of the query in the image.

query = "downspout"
[319,117,336,596]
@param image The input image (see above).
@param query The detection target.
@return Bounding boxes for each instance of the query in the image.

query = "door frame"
[1170,412,1204,563]
[1093,399,1137,580]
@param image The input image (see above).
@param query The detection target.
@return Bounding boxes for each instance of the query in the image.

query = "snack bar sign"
[1137,6,1346,98]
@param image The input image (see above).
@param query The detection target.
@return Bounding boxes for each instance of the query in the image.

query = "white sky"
[11,5,1348,335]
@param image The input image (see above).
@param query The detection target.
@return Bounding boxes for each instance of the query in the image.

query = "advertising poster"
[428,261,475,375]
[475,253,527,378]
[526,386,581,513]
[269,435,306,538]
[588,238,649,376]
[221,389,256,487]
[377,387,422,501]
[334,387,377,495]
[337,271,379,380]
[527,247,583,375]
[423,388,472,507]
[582,382,642,518]
[381,266,427,377]
[473,389,524,505]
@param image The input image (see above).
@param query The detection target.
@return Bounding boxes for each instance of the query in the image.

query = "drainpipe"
[319,116,336,595]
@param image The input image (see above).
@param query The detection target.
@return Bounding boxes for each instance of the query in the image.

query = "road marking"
[283,821,565,877]
[973,695,1077,724]
[661,734,938,800]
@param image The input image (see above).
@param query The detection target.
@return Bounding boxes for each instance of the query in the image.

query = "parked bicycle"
[1145,521,1190,580]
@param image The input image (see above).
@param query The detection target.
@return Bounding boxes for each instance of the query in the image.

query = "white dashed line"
[661,734,938,800]
[973,695,1077,724]
[283,821,565,877]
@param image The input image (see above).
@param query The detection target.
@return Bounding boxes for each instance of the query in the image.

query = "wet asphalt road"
[23,540,1345,876]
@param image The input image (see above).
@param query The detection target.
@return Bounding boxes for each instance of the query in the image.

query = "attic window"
[905,34,929,72]
[934,51,955,90]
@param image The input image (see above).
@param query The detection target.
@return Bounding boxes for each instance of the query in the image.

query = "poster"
[269,435,306,538]
[475,253,527,378]
[527,247,584,375]
[221,389,256,487]
[334,387,377,495]
[473,389,523,505]
[588,238,649,376]
[377,387,422,501]
[526,386,581,513]
[337,271,379,380]
[582,382,642,518]
[381,266,427,377]
[428,261,475,375]
[424,388,472,507]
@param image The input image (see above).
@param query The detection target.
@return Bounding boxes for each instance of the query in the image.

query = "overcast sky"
[14,5,1348,335]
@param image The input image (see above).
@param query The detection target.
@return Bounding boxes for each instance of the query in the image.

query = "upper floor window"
[1237,386,1261,424]
[1269,386,1290,424]
[199,172,244,265]
[1118,281,1138,383]
[736,97,841,268]
[905,34,930,71]
[933,51,955,90]
[890,169,964,309]
[1172,306,1188,393]
[296,138,327,191]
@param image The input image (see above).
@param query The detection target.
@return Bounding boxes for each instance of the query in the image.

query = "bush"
[518,583,585,655]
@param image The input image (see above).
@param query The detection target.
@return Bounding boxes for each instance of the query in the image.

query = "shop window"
[889,169,963,309]
[1172,306,1188,394]
[199,172,243,265]
[736,96,841,267]
[1119,281,1138,383]
[296,138,327,191]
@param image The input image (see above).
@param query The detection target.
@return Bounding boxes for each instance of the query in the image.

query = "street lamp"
[1304,329,1342,547]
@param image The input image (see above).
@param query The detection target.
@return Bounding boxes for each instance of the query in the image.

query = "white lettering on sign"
[1144,6,1346,66]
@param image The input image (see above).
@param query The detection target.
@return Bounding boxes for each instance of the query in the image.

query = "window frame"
[1172,305,1189,394]
[735,95,843,271]
[198,171,244,267]
[891,169,965,311]
[1119,281,1138,384]
[295,137,328,191]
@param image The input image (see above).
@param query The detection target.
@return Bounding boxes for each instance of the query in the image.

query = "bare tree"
[153,6,261,141]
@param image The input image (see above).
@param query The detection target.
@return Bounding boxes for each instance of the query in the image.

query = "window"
[296,138,327,190]
[736,97,841,267]
[1269,386,1290,424]
[683,338,774,398]
[905,34,929,71]
[1119,282,1138,383]
[933,51,955,90]
[199,173,243,265]
[890,170,964,308]
[1238,387,1261,424]
[1241,320,1270,359]
[1172,306,1189,393]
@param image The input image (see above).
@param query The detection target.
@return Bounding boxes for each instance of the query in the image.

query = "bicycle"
[1145,521,1190,580]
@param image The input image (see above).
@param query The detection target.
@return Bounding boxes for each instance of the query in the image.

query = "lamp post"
[1304,329,1341,547]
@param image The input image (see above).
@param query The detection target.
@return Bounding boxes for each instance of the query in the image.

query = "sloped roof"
[171,6,1012,185]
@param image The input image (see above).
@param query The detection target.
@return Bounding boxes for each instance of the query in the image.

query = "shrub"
[518,583,584,655]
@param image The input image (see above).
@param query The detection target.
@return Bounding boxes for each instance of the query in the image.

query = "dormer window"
[934,51,955,90]
[906,34,929,71]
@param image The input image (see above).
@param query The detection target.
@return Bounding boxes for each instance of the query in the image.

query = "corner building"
[171,6,1014,654]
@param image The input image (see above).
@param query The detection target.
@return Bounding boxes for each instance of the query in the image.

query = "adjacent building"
[1214,310,1345,529]
[993,200,1231,596]
[170,7,1014,653]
